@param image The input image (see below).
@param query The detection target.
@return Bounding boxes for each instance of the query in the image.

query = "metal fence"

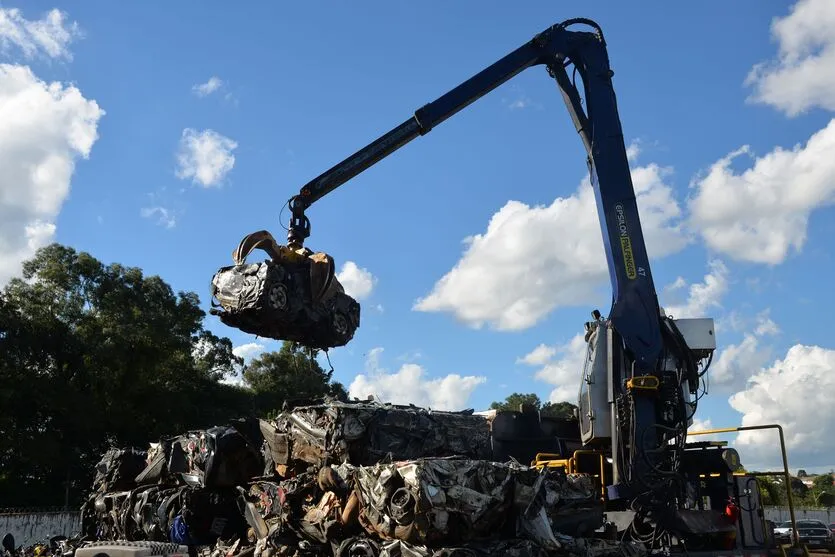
[765,506,835,524]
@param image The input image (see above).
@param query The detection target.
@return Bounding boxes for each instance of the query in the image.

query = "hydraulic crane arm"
[287,18,663,374]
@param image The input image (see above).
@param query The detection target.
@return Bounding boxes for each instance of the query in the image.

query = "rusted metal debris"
[67,399,647,557]
[209,230,361,349]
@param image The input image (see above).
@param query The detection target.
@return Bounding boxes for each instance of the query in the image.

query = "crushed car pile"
[61,400,646,557]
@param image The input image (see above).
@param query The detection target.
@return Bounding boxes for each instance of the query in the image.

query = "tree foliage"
[754,472,835,508]
[243,341,347,412]
[490,392,578,419]
[0,244,344,508]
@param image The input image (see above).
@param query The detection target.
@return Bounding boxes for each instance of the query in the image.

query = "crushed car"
[260,400,493,474]
[209,230,361,349]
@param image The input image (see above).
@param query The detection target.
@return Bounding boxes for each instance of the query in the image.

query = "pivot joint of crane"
[287,194,312,250]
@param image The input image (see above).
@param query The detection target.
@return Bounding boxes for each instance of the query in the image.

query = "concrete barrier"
[765,507,835,524]
[0,511,80,548]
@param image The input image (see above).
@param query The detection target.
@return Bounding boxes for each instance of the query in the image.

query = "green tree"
[812,473,834,492]
[490,393,543,412]
[244,341,347,412]
[757,476,784,506]
[0,244,251,507]
[541,401,579,419]
[811,473,835,507]
[490,393,578,419]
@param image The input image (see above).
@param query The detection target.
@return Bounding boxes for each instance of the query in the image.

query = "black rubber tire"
[267,283,289,311]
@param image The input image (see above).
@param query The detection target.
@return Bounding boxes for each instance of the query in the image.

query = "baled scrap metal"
[83,420,267,545]
[557,536,647,557]
[542,474,603,539]
[352,457,548,546]
[339,535,645,557]
[92,448,149,494]
[238,464,361,551]
[83,484,248,546]
[333,534,553,557]
[135,422,265,489]
[377,538,551,557]
[261,400,492,473]
[81,408,626,557]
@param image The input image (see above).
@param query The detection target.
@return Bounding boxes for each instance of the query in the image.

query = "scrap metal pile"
[77,400,645,557]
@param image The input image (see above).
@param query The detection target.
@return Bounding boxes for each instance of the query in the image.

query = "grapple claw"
[210,230,360,349]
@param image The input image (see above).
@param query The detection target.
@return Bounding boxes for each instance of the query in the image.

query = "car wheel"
[268,283,289,311]
[333,311,349,338]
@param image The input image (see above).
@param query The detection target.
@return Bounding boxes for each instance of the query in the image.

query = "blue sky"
[4,0,835,471]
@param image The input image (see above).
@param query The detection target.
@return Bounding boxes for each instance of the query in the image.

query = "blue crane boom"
[286,19,663,375]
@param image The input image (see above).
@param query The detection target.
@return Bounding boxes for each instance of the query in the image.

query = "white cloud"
[0,7,80,61]
[233,342,266,361]
[140,206,175,229]
[664,276,687,293]
[348,347,485,411]
[396,349,422,362]
[175,128,237,188]
[687,417,735,443]
[745,0,835,116]
[336,261,376,300]
[710,334,772,393]
[717,308,779,336]
[221,342,269,387]
[755,311,780,336]
[364,346,384,371]
[501,85,541,111]
[626,141,641,162]
[516,344,557,366]
[689,417,713,433]
[192,76,223,97]
[519,333,588,403]
[0,64,103,286]
[696,309,779,393]
[689,118,835,264]
[414,159,688,331]
[507,96,539,110]
[730,344,835,469]
[688,417,716,440]
[661,260,729,319]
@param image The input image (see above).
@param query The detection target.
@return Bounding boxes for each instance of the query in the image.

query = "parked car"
[772,519,835,550]
[774,521,793,544]
[784,519,835,552]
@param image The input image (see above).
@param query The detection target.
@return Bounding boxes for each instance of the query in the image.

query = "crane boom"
[287,19,663,375]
